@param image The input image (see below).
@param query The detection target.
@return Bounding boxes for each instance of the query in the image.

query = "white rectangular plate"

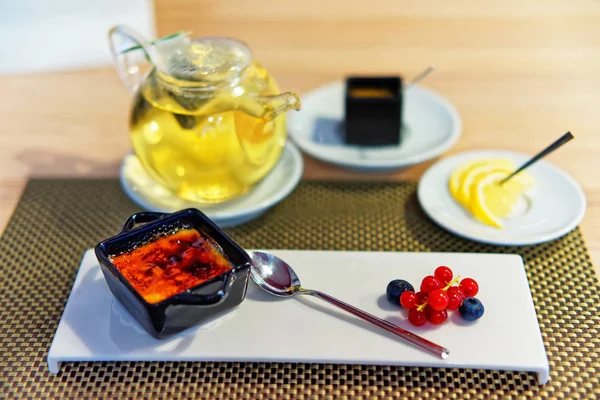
[48,249,549,384]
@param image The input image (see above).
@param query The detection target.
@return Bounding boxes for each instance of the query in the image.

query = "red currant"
[400,291,418,309]
[427,289,449,311]
[427,308,448,325]
[420,276,442,293]
[416,291,428,305]
[460,278,479,297]
[446,286,464,310]
[434,266,453,284]
[448,286,464,299]
[408,308,427,326]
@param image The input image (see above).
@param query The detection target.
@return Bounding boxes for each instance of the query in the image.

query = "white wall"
[0,0,156,75]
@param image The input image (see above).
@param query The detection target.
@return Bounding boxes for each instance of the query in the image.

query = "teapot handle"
[108,25,154,95]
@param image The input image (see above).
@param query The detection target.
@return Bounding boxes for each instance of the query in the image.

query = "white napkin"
[0,0,156,75]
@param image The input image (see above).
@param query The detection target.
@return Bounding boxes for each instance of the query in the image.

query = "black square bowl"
[95,208,251,340]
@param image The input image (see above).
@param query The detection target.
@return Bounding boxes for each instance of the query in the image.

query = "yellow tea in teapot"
[111,32,300,203]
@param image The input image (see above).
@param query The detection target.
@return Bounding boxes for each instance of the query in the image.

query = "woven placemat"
[0,179,598,399]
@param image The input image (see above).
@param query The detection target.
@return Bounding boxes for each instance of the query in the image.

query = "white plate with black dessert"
[287,78,462,171]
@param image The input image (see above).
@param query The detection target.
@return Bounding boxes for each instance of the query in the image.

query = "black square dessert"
[344,76,403,146]
[95,208,252,340]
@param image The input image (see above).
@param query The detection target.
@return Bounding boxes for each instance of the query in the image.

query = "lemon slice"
[448,156,536,229]
[449,160,475,199]
[470,171,529,229]
[449,159,515,206]
[458,164,514,208]
[505,170,536,188]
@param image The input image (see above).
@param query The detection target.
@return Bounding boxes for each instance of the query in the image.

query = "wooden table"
[1,0,599,275]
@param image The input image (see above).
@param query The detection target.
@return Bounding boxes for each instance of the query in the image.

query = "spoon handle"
[406,65,436,88]
[500,131,574,185]
[306,290,449,359]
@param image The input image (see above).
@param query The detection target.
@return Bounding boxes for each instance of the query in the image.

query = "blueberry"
[386,279,414,306]
[459,297,485,321]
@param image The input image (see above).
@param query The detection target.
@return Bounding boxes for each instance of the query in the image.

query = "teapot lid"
[155,37,252,86]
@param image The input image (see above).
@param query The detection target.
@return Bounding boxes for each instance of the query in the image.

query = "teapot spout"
[265,92,302,117]
[241,92,301,121]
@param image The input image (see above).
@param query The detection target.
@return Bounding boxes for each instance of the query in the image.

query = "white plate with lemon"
[417,150,586,246]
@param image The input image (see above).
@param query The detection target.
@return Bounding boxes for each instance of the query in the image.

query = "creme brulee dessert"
[449,158,535,229]
[110,228,233,304]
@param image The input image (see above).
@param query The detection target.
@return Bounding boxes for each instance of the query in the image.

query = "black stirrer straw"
[500,131,574,185]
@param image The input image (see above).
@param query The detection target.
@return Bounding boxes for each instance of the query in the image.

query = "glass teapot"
[108,26,301,203]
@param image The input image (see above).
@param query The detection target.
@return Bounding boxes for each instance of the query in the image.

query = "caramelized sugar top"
[110,229,233,304]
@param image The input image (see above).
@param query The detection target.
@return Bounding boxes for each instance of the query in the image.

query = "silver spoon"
[405,65,436,89]
[248,250,449,359]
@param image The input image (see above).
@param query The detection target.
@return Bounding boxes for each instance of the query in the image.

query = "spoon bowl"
[248,250,449,359]
[249,251,301,297]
